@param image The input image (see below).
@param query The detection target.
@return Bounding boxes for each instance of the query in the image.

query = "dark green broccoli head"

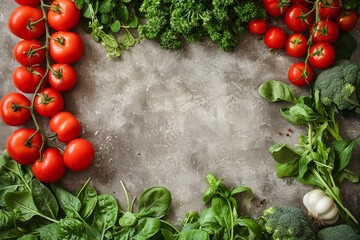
[317,224,360,240]
[261,206,316,240]
[314,60,360,112]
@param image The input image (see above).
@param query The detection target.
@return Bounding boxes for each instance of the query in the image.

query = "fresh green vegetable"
[317,224,360,240]
[314,59,360,113]
[74,0,141,58]
[259,205,316,240]
[181,173,262,240]
[259,80,360,226]
[138,0,266,51]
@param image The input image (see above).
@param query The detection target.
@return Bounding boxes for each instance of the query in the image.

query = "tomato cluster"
[1,0,94,183]
[248,0,359,87]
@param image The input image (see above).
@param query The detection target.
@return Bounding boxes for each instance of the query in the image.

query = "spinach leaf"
[235,217,262,240]
[197,208,220,235]
[258,80,297,103]
[92,194,118,236]
[77,186,98,219]
[52,184,81,218]
[35,223,59,240]
[31,179,59,219]
[276,162,299,178]
[178,229,210,240]
[280,103,320,124]
[0,172,20,207]
[332,134,360,174]
[4,191,38,221]
[131,218,161,240]
[0,209,14,231]
[138,187,171,218]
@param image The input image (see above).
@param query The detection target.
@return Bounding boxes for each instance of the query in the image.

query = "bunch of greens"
[179,173,262,240]
[138,0,266,51]
[74,0,141,58]
[0,151,260,239]
[0,150,172,239]
[259,80,360,226]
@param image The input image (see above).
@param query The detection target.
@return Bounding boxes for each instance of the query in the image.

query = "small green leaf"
[4,191,37,221]
[31,179,59,219]
[110,20,121,33]
[138,187,171,219]
[52,184,81,218]
[236,218,263,240]
[74,0,85,9]
[121,0,132,3]
[276,162,299,178]
[100,32,119,48]
[178,229,210,240]
[258,80,297,103]
[99,0,115,14]
[127,15,138,28]
[269,144,301,164]
[120,32,136,48]
[230,186,253,199]
[117,3,129,22]
[280,103,319,124]
[332,134,360,173]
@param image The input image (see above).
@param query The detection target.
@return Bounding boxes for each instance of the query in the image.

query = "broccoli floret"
[314,59,360,113]
[259,206,316,240]
[317,224,360,240]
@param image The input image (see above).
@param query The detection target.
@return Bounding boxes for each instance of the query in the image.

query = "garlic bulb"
[303,189,339,225]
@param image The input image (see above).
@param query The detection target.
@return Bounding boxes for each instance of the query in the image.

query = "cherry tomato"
[49,31,83,64]
[47,0,81,31]
[308,42,335,69]
[290,0,313,5]
[6,128,42,165]
[285,33,307,58]
[0,93,31,126]
[311,19,339,45]
[264,27,287,49]
[287,62,314,86]
[248,19,269,35]
[50,111,81,143]
[34,88,65,118]
[318,0,341,19]
[284,4,313,33]
[12,66,46,94]
[8,6,45,40]
[13,40,46,67]
[336,9,358,32]
[63,138,94,171]
[48,63,77,91]
[15,0,40,6]
[262,0,290,17]
[32,148,66,183]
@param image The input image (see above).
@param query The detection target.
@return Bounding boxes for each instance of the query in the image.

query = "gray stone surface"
[1,0,360,227]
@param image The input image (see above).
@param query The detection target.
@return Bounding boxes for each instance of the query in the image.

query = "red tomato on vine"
[50,111,81,143]
[311,19,339,45]
[63,138,95,171]
[285,33,307,58]
[34,88,65,118]
[13,40,46,67]
[284,4,314,33]
[318,0,341,19]
[14,0,40,6]
[287,62,314,86]
[262,0,290,17]
[308,42,336,69]
[0,92,31,126]
[32,148,66,183]
[264,27,287,49]
[8,6,45,39]
[6,128,42,165]
[248,19,269,35]
[336,9,358,32]
[12,66,46,94]
[48,63,77,91]
[47,0,81,31]
[49,31,84,64]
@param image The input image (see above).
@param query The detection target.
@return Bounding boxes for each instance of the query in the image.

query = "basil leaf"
[332,134,360,173]
[178,229,210,240]
[110,20,121,33]
[258,80,297,103]
[335,169,359,183]
[280,103,319,124]
[235,218,262,240]
[276,162,299,178]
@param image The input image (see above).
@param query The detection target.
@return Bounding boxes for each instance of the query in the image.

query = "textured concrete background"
[1,0,360,226]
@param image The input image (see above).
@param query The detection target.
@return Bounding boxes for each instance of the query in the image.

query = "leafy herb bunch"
[75,0,142,58]
[138,0,266,51]
[259,80,360,227]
